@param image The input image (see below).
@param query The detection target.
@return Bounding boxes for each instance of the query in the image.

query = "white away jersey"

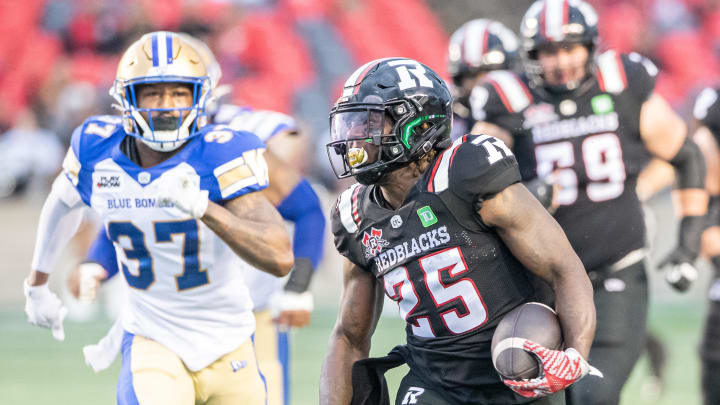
[214,104,298,142]
[62,115,270,371]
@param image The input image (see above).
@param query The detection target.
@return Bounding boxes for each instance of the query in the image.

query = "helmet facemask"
[523,41,596,94]
[110,31,213,152]
[111,76,211,152]
[327,96,450,185]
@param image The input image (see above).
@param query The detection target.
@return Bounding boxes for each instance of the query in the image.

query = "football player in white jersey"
[23,31,294,405]
[66,32,324,405]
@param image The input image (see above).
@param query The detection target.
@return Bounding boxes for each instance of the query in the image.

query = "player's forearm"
[319,330,369,405]
[202,201,293,276]
[552,268,595,359]
[668,137,709,258]
[30,176,85,279]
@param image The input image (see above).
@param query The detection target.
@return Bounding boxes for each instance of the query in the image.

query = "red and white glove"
[503,339,603,398]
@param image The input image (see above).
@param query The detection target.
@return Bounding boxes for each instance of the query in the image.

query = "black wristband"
[284,257,314,293]
[679,215,705,259]
[711,255,720,276]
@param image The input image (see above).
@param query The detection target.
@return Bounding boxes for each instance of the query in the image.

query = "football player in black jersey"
[319,57,599,405]
[448,18,519,142]
[691,87,720,405]
[449,18,555,216]
[469,1,709,404]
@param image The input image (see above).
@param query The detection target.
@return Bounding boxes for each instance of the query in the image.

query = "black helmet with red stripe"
[448,19,519,88]
[520,0,599,92]
[327,57,452,185]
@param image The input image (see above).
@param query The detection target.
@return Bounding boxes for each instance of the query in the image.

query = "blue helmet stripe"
[151,34,159,67]
[166,34,173,64]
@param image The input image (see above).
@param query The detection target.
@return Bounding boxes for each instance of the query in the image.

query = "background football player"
[320,57,599,405]
[24,31,294,405]
[449,18,555,214]
[447,18,519,142]
[66,32,325,405]
[470,1,708,403]
[688,86,720,405]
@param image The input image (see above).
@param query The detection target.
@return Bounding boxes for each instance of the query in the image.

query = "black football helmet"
[520,0,599,93]
[448,19,519,88]
[327,58,452,185]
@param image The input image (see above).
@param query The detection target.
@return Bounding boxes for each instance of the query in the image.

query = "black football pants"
[394,370,565,405]
[701,275,720,405]
[566,260,648,405]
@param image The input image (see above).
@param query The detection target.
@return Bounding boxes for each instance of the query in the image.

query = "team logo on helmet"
[362,227,389,259]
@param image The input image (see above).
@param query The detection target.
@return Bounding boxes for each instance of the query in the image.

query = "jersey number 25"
[384,247,488,338]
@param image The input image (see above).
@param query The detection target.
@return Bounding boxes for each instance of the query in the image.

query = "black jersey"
[332,135,541,404]
[473,50,658,271]
[451,98,476,142]
[695,87,720,140]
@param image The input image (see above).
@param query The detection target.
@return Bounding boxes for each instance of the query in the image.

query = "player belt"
[608,248,646,272]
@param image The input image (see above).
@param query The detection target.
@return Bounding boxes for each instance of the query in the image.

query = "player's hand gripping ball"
[491,302,602,398]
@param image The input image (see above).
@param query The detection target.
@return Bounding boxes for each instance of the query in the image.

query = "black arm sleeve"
[669,136,706,190]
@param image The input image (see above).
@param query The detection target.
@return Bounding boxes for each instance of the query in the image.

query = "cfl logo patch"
[230,360,247,372]
[401,387,425,404]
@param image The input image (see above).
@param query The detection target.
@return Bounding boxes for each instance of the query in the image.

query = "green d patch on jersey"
[591,94,614,114]
[417,206,438,227]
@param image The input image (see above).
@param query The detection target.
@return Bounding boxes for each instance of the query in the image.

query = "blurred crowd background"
[1,0,719,200]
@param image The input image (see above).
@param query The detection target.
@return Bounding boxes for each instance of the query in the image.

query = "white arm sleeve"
[30,174,86,273]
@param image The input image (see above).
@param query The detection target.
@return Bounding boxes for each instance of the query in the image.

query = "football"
[491,302,563,380]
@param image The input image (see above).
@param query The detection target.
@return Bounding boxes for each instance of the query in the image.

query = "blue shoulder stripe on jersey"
[151,33,159,67]
[70,116,125,205]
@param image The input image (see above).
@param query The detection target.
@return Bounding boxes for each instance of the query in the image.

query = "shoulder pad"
[485,70,533,113]
[197,125,270,201]
[694,87,719,122]
[596,50,628,94]
[333,183,364,234]
[428,134,520,201]
[597,51,658,96]
[70,115,124,165]
[215,105,298,142]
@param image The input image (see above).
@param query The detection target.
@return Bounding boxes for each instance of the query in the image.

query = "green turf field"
[0,300,707,405]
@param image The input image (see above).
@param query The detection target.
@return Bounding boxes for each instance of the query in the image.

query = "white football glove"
[270,290,314,330]
[23,280,68,341]
[270,290,314,317]
[77,262,107,303]
[156,169,209,218]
